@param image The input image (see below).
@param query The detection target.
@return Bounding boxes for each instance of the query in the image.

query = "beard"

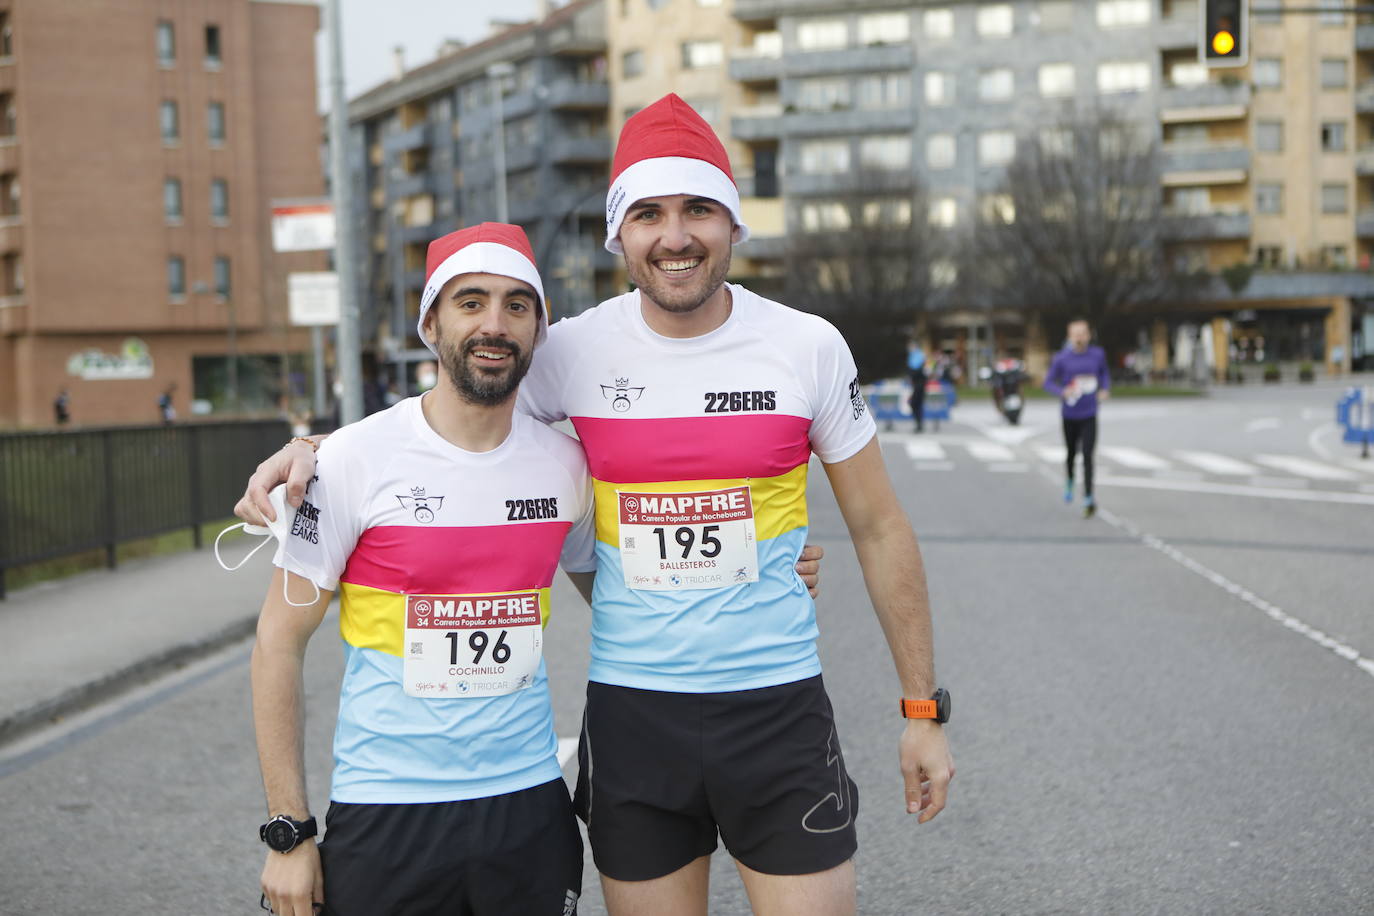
[625,246,732,314]
[433,316,532,407]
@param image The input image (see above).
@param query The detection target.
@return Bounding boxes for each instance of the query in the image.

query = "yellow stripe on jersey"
[593,462,809,548]
[337,582,553,657]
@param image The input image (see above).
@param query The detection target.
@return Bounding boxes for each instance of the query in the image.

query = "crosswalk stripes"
[904,441,946,461]
[1098,446,1171,471]
[1172,450,1259,476]
[1253,455,1360,482]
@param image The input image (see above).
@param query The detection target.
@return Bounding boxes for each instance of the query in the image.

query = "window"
[1168,60,1208,86]
[681,40,722,69]
[979,130,1016,166]
[1321,182,1348,213]
[858,12,909,45]
[863,199,912,226]
[1255,182,1283,214]
[1039,63,1074,97]
[859,135,911,170]
[980,194,1016,224]
[157,20,175,65]
[1253,58,1281,88]
[210,178,229,221]
[622,49,644,78]
[1321,121,1347,152]
[214,256,231,298]
[1169,123,1209,146]
[797,77,850,111]
[0,173,19,217]
[208,101,225,143]
[160,100,179,142]
[927,134,956,169]
[1097,61,1150,93]
[923,8,954,38]
[1040,127,1073,157]
[684,96,720,125]
[1168,186,1210,215]
[1322,245,1348,267]
[0,93,14,138]
[1036,0,1073,29]
[205,24,221,66]
[1252,0,1280,20]
[1256,120,1283,152]
[930,260,958,287]
[857,73,909,109]
[1096,0,1150,27]
[0,12,12,57]
[1320,58,1348,89]
[799,139,850,174]
[800,200,851,232]
[976,4,1014,35]
[168,256,186,297]
[925,72,953,106]
[797,18,847,50]
[929,197,958,228]
[1319,0,1344,24]
[164,178,183,221]
[979,68,1014,101]
[1254,245,1282,267]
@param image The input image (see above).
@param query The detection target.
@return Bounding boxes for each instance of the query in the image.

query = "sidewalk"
[0,533,275,744]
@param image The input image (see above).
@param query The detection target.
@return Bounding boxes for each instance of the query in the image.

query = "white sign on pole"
[272,200,336,252]
[289,272,341,326]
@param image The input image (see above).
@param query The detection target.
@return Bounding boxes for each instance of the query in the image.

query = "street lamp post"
[487,62,515,223]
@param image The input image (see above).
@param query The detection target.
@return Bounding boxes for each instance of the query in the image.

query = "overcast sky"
[317,0,541,107]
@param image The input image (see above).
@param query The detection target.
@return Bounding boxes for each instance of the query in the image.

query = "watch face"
[265,820,297,851]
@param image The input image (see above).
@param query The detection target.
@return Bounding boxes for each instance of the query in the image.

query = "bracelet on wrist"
[285,436,318,452]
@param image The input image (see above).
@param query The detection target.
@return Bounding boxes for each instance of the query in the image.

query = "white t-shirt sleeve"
[272,437,366,592]
[559,470,598,574]
[807,320,878,464]
[516,322,571,424]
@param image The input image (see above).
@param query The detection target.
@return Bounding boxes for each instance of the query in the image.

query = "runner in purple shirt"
[1043,319,1111,517]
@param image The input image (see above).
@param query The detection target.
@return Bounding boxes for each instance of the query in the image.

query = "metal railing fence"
[0,420,312,599]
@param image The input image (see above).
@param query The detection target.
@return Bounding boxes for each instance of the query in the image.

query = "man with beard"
[252,223,595,916]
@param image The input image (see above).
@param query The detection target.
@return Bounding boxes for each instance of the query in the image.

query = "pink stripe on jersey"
[570,414,812,484]
[340,522,571,595]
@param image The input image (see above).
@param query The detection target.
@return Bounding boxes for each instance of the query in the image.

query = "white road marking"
[905,441,946,461]
[988,462,1030,473]
[1341,458,1374,474]
[965,441,1017,462]
[1254,455,1360,481]
[558,736,578,769]
[1034,444,1067,463]
[913,461,955,471]
[976,425,1043,445]
[1308,423,1339,460]
[1246,417,1281,432]
[1173,450,1260,476]
[1096,474,1374,505]
[1099,446,1172,470]
[1097,508,1374,681]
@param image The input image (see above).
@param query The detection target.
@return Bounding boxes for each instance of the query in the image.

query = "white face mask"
[214,484,321,608]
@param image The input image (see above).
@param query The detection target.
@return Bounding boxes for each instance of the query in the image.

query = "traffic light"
[1201,0,1248,68]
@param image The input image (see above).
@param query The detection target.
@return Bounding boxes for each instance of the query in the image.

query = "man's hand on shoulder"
[235,437,324,525]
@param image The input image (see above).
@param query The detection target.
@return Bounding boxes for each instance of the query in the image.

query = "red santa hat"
[604,93,749,254]
[417,222,547,354]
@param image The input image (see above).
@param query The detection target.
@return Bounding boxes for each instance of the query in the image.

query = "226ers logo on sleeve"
[617,487,759,591]
[403,592,543,698]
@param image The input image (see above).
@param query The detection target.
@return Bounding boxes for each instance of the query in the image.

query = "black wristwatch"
[259,814,317,853]
[899,687,951,724]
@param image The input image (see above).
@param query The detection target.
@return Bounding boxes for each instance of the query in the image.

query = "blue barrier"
[1337,386,1373,457]
[863,379,957,431]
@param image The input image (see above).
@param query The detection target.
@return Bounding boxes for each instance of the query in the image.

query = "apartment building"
[341,0,614,393]
[0,0,324,428]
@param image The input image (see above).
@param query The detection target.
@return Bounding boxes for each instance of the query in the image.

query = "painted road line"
[1362,484,1374,495]
[1096,474,1374,505]
[1341,459,1374,474]
[977,425,1043,445]
[965,441,1017,463]
[905,441,947,461]
[913,461,955,471]
[1099,446,1172,471]
[1034,444,1067,463]
[558,736,578,769]
[1098,508,1374,681]
[1254,454,1360,482]
[1245,417,1281,432]
[988,462,1030,473]
[1173,450,1260,476]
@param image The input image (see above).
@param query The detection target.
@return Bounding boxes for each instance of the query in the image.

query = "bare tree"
[967,108,1202,355]
[784,173,952,382]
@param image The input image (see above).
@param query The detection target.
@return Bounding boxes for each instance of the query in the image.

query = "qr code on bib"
[410,641,424,655]
[624,536,635,549]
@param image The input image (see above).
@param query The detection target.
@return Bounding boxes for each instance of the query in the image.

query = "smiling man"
[512,94,955,916]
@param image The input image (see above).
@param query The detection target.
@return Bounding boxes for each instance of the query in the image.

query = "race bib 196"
[403,592,542,699]
[617,486,759,591]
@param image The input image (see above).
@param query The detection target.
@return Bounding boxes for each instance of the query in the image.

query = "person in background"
[1043,318,1111,518]
[906,338,927,433]
[54,389,71,426]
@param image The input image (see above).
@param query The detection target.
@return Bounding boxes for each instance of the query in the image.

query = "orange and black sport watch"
[899,688,950,724]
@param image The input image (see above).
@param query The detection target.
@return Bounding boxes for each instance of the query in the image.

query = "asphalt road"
[1,387,1371,915]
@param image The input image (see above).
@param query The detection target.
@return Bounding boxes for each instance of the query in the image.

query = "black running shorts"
[317,778,582,915]
[573,675,859,881]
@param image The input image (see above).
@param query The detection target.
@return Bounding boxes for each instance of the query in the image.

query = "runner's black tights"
[1063,417,1098,497]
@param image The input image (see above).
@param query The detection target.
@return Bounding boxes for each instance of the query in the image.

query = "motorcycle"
[981,359,1026,425]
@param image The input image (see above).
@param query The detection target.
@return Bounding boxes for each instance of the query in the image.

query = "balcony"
[1159,81,1250,122]
[732,0,848,20]
[1357,209,1374,238]
[1161,208,1252,240]
[784,170,913,195]
[387,171,432,199]
[504,142,541,173]
[784,44,913,77]
[549,133,611,165]
[730,49,783,84]
[547,22,605,57]
[0,217,20,250]
[1358,146,1374,176]
[500,90,539,121]
[382,122,431,154]
[1157,9,1198,48]
[402,267,426,290]
[1358,81,1374,114]
[736,233,786,260]
[1357,23,1374,50]
[398,222,436,245]
[782,106,915,136]
[547,80,609,111]
[732,105,784,141]
[1161,142,1251,177]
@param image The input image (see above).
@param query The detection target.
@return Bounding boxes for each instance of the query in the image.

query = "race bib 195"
[403,592,542,698]
[617,486,759,591]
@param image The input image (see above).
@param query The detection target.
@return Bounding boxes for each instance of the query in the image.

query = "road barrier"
[1337,387,1374,459]
[863,378,957,432]
[0,420,323,599]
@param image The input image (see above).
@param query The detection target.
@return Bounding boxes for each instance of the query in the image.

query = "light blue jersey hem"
[587,659,822,694]
[330,757,564,805]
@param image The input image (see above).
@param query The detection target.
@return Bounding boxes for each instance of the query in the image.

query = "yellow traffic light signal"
[1212,29,1235,55]
[1201,0,1247,68]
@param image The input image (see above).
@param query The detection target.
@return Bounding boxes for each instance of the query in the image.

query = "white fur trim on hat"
[417,242,548,355]
[604,156,750,254]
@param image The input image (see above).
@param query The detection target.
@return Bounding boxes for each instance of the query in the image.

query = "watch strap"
[900,698,938,719]
[259,814,317,852]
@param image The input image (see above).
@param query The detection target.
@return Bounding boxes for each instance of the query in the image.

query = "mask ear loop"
[281,571,322,608]
[214,523,275,572]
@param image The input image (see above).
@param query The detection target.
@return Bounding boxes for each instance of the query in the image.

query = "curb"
[0,615,258,748]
